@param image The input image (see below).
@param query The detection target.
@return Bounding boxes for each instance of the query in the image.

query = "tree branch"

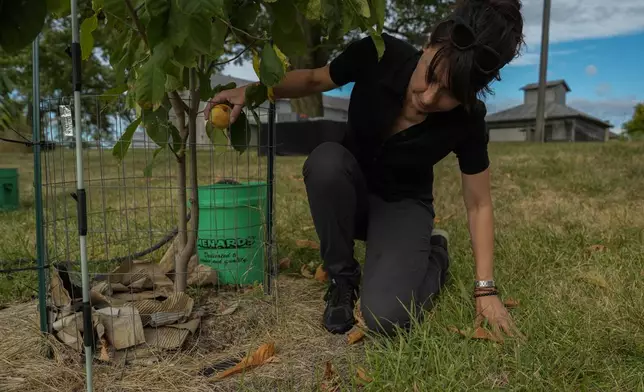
[208,43,255,73]
[124,0,149,49]
[170,91,190,114]
[215,16,267,42]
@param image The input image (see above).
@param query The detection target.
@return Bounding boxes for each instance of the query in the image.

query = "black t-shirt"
[328,33,490,203]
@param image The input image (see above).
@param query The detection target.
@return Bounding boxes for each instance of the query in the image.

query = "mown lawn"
[0,141,643,391]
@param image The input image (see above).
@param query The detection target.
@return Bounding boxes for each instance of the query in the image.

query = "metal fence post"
[32,35,49,336]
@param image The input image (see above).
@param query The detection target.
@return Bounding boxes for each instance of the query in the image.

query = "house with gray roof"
[485,80,612,142]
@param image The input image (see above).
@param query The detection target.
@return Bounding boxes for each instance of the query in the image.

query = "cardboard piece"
[144,318,201,350]
[96,305,146,350]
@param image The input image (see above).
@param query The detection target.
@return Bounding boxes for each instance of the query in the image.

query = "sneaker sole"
[431,228,449,243]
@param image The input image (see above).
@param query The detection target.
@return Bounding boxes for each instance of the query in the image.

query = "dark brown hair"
[426,0,525,110]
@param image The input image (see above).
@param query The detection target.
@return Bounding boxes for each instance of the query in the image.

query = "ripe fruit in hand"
[210,104,231,128]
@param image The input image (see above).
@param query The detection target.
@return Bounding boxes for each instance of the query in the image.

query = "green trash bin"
[0,168,19,211]
[195,181,267,286]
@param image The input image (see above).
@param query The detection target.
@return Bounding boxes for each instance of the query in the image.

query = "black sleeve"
[454,102,490,175]
[328,36,379,86]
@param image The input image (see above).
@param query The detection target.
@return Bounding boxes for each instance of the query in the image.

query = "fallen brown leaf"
[300,265,314,278]
[356,367,373,383]
[324,361,334,379]
[314,265,328,283]
[321,361,340,392]
[348,329,366,344]
[215,342,276,379]
[278,257,291,270]
[217,301,239,316]
[354,302,366,328]
[503,298,520,308]
[588,244,606,252]
[449,325,502,343]
[296,239,320,249]
[98,337,110,362]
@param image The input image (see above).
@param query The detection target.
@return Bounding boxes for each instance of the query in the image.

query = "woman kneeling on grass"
[207,0,525,338]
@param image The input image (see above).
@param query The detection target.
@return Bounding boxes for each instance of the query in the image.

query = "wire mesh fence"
[1,93,280,363]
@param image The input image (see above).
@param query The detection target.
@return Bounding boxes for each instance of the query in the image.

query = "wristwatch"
[474,280,495,289]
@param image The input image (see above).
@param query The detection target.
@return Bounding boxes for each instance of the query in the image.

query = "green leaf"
[103,0,128,18]
[229,111,250,154]
[371,0,385,32]
[80,14,98,60]
[113,116,142,161]
[353,0,371,18]
[249,108,262,131]
[272,23,307,57]
[46,0,72,16]
[92,0,104,12]
[164,61,183,81]
[166,2,189,46]
[210,18,228,58]
[186,14,212,55]
[227,1,261,28]
[143,147,166,177]
[169,123,183,154]
[205,121,229,150]
[212,82,237,96]
[198,71,213,102]
[142,104,173,148]
[165,74,183,92]
[305,0,322,20]
[245,83,268,109]
[270,1,307,58]
[100,85,128,101]
[259,43,286,87]
[177,0,224,16]
[145,121,170,148]
[174,42,197,68]
[136,62,167,107]
[370,31,385,60]
[145,0,170,48]
[135,43,172,107]
[0,0,47,53]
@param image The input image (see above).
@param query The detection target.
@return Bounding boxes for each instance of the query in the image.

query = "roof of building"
[210,74,350,111]
[520,79,571,92]
[485,101,612,128]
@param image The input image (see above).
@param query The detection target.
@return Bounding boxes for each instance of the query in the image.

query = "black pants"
[303,142,450,335]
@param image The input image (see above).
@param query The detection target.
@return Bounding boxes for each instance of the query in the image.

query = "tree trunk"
[169,93,188,250]
[288,21,330,118]
[175,69,200,292]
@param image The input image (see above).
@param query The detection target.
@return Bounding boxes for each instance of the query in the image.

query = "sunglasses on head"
[434,16,502,75]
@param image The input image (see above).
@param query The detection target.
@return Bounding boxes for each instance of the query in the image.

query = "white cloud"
[502,1,644,67]
[585,65,598,76]
[520,0,644,46]
[568,97,639,126]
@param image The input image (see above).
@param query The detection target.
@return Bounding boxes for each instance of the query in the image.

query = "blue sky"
[224,0,644,132]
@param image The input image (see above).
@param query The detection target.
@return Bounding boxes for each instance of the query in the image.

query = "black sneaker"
[431,229,450,286]
[430,228,449,251]
[323,278,358,334]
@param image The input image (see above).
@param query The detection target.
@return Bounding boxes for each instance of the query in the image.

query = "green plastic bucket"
[0,168,19,211]
[195,181,267,286]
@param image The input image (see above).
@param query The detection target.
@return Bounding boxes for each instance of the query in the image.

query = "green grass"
[1,141,644,391]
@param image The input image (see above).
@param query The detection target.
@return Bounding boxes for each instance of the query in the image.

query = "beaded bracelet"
[473,290,498,298]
